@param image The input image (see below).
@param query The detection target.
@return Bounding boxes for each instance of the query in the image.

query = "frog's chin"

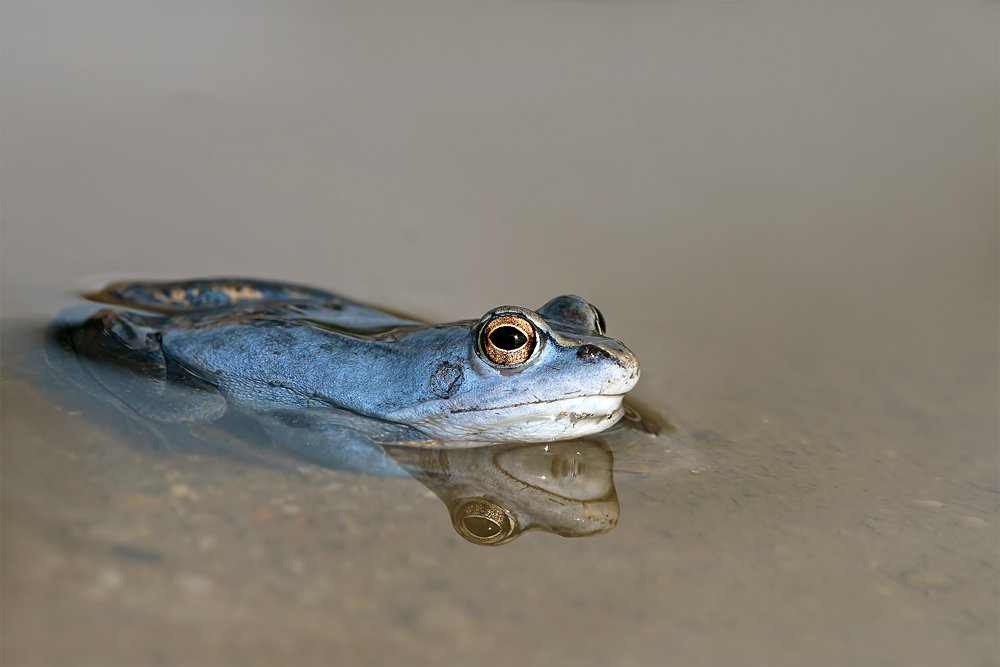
[405,394,628,444]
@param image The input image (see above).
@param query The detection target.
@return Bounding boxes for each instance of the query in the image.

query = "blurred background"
[2,3,997,665]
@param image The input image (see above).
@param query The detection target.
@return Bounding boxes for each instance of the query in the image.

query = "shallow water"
[2,3,998,665]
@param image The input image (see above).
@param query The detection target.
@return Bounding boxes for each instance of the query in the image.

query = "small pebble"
[170,484,198,501]
[121,493,161,509]
[98,568,123,587]
[905,571,948,589]
[956,516,990,529]
[88,568,123,600]
[175,574,214,594]
[253,507,275,522]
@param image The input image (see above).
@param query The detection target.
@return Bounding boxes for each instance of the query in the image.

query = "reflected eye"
[479,315,536,366]
[453,500,515,545]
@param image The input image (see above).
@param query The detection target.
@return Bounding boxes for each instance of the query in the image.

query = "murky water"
[2,3,997,665]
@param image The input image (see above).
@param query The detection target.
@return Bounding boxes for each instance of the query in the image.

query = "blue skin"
[51,279,641,472]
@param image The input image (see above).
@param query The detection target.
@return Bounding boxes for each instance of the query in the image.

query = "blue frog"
[53,278,639,442]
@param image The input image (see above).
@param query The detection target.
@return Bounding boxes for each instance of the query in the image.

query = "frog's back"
[85,278,424,332]
[89,278,362,312]
[53,278,444,419]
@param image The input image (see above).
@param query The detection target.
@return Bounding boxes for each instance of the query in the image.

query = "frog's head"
[388,295,640,442]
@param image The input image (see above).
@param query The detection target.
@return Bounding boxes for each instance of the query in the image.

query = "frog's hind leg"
[84,278,362,313]
[83,278,428,331]
[47,311,302,471]
[48,310,228,445]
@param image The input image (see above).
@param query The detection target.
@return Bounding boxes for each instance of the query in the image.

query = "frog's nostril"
[577,344,611,363]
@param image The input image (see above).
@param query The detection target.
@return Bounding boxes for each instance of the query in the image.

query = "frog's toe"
[613,395,675,436]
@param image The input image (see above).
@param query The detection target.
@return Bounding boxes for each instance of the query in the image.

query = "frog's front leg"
[51,309,228,424]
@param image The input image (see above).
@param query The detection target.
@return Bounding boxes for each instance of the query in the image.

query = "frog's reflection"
[383,439,619,545]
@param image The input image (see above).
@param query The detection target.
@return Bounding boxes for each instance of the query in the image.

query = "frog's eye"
[478,315,536,367]
[453,500,516,545]
[537,295,605,335]
[593,306,607,335]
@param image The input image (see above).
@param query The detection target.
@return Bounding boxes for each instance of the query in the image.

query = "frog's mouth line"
[446,393,628,415]
[401,394,628,443]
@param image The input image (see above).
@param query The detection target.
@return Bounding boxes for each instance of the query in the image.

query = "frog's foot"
[48,310,228,424]
[614,395,676,436]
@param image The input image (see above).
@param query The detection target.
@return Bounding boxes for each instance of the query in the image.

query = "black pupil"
[489,326,527,350]
[464,517,501,538]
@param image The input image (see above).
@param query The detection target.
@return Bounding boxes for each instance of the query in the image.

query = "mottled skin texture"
[62,278,640,445]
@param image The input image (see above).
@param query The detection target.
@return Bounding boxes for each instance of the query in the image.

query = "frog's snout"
[576,344,611,362]
[577,342,639,384]
[579,339,639,395]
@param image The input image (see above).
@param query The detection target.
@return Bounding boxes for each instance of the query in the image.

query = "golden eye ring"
[478,315,536,367]
[453,500,516,545]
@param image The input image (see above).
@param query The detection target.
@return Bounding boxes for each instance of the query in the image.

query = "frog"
[51,278,640,443]
[45,278,665,544]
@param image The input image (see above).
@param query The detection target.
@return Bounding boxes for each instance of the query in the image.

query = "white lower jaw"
[410,394,627,444]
